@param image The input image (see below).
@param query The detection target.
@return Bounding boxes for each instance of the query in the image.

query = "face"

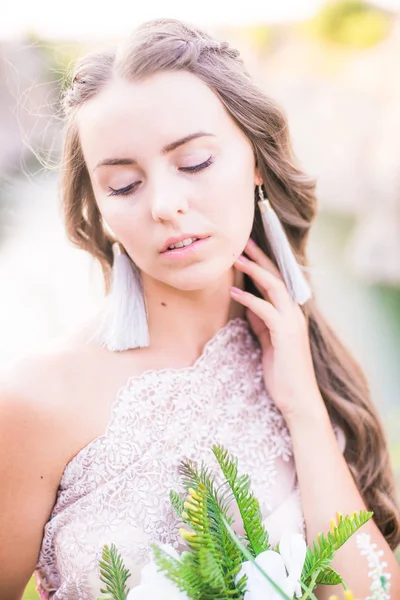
[77,70,261,291]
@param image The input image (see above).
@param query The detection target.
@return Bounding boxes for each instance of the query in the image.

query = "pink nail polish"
[236,255,249,263]
[231,286,244,295]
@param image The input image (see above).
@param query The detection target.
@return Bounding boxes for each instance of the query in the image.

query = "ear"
[253,160,263,186]
[254,168,263,187]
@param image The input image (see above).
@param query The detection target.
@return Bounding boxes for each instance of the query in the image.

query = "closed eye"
[181,155,214,173]
[107,155,214,197]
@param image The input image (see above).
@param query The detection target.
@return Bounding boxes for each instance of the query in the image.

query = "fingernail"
[230,286,244,295]
[246,238,257,248]
[236,255,249,263]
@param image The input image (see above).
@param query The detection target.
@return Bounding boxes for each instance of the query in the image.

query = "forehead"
[76,71,234,161]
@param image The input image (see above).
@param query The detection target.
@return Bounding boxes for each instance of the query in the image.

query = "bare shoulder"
[0,320,106,598]
[0,319,151,596]
[0,312,140,466]
[0,317,106,462]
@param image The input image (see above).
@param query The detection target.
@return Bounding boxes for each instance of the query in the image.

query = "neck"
[142,266,246,362]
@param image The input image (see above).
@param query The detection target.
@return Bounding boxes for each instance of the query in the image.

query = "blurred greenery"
[23,576,39,599]
[240,24,274,57]
[23,30,84,90]
[306,0,392,48]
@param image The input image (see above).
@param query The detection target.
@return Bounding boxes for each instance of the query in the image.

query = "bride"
[1,17,399,600]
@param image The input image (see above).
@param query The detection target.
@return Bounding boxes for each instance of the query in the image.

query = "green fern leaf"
[316,566,344,586]
[212,444,270,557]
[154,482,235,597]
[302,510,373,587]
[170,489,185,518]
[150,544,198,596]
[99,544,131,600]
[198,546,226,589]
[172,458,245,597]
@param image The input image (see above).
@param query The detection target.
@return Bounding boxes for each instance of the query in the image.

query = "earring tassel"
[258,198,312,305]
[94,243,149,351]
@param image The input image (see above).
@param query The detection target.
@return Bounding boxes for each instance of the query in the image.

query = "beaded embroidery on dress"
[34,316,345,599]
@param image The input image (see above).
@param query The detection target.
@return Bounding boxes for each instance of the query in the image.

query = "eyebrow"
[93,131,216,171]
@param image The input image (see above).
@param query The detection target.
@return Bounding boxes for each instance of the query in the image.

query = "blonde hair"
[60,18,400,550]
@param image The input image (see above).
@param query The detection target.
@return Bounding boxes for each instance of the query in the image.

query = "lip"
[160,234,209,254]
[160,236,210,259]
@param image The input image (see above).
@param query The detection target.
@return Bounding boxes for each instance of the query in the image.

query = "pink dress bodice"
[34,316,345,599]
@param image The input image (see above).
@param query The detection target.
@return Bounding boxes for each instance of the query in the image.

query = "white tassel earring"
[93,242,149,351]
[257,184,312,305]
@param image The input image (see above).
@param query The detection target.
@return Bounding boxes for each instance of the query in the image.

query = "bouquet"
[97,444,391,600]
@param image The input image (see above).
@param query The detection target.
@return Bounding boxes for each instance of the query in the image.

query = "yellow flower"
[188,487,202,501]
[178,528,197,541]
[183,501,198,512]
[328,588,359,600]
[336,511,343,523]
[330,511,344,532]
[190,516,202,525]
[328,593,358,600]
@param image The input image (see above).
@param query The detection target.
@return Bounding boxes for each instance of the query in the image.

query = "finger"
[244,238,282,280]
[234,264,269,303]
[230,287,280,332]
[246,308,272,348]
[234,255,293,312]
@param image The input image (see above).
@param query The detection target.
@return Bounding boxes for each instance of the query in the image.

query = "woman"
[0,17,399,600]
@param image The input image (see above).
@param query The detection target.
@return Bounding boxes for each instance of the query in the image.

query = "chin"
[164,262,234,292]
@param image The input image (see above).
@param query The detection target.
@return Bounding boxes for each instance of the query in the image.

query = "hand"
[230,238,324,422]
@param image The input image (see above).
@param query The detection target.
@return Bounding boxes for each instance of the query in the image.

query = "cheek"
[97,198,143,244]
[218,181,255,240]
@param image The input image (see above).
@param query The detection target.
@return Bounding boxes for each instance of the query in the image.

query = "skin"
[1,69,398,598]
[0,69,263,599]
[231,243,400,598]
[77,70,262,358]
[78,69,400,597]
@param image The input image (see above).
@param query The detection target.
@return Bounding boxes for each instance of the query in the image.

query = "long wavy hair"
[60,18,400,550]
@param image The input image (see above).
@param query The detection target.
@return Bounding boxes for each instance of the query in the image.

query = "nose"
[150,186,189,223]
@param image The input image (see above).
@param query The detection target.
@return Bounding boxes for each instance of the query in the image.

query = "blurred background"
[0,0,399,597]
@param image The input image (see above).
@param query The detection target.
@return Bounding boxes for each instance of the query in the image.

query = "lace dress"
[34,316,345,599]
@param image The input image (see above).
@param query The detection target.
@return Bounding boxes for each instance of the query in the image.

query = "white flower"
[127,543,189,600]
[235,532,307,600]
[356,533,391,600]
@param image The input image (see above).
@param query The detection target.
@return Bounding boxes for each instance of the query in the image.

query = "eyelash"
[107,156,214,197]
